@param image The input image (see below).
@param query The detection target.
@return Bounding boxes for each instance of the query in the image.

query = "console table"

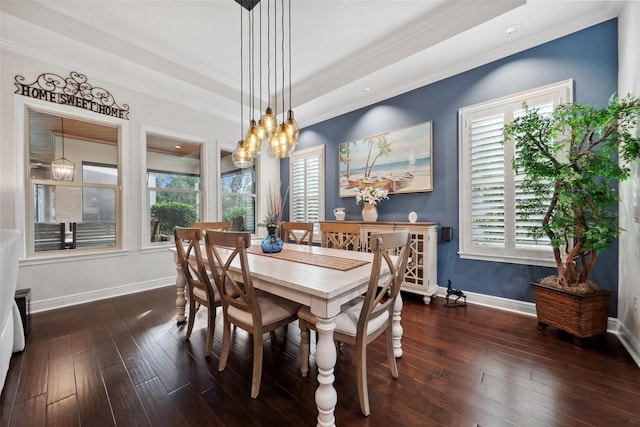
[320,221,440,304]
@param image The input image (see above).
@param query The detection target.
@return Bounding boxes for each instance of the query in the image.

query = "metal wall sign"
[14,71,130,120]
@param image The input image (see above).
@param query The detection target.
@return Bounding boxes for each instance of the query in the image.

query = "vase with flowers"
[354,186,389,222]
[261,183,288,253]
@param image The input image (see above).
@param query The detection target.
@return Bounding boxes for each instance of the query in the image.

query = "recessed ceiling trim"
[290,0,525,108]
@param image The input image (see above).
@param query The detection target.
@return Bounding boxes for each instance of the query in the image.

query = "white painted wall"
[617,1,640,366]
[0,15,279,312]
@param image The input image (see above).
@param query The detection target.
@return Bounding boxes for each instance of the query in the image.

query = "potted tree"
[503,94,640,344]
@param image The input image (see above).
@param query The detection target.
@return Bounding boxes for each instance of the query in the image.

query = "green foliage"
[223,207,247,225]
[503,94,640,288]
[155,175,200,206]
[150,201,198,236]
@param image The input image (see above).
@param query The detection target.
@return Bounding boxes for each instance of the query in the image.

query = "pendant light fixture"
[233,0,297,167]
[51,117,75,181]
[244,8,261,157]
[260,0,276,136]
[266,0,296,159]
[233,3,254,168]
[284,0,299,144]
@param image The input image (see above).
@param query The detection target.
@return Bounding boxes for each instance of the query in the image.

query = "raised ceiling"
[1,1,623,129]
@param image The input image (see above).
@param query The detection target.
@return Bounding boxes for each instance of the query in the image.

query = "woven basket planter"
[532,282,612,340]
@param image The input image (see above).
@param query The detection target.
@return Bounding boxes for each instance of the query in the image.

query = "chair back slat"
[281,222,314,245]
[320,222,360,250]
[358,230,411,332]
[204,230,260,326]
[173,228,216,304]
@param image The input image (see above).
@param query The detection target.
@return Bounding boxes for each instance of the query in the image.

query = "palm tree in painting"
[364,133,392,177]
[339,143,351,179]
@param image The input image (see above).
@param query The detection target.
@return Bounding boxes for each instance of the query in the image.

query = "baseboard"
[30,277,175,313]
[435,287,538,317]
[615,322,640,368]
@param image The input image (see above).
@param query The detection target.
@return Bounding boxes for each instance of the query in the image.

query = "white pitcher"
[333,207,346,221]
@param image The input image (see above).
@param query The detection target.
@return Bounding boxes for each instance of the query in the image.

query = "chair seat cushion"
[192,286,221,303]
[299,298,389,337]
[228,293,300,326]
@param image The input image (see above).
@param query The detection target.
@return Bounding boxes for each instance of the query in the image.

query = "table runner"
[247,245,369,271]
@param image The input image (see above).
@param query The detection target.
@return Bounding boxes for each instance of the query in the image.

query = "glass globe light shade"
[232,140,254,168]
[256,118,267,141]
[244,120,261,156]
[267,123,294,159]
[261,106,276,135]
[285,109,299,143]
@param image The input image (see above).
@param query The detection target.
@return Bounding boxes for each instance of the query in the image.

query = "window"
[290,145,325,239]
[82,162,117,221]
[221,166,256,233]
[28,110,121,254]
[146,135,202,243]
[458,80,572,266]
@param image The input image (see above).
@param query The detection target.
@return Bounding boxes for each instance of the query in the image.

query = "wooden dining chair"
[298,230,411,416]
[320,222,360,250]
[190,221,230,231]
[174,227,220,356]
[281,221,314,245]
[204,230,302,399]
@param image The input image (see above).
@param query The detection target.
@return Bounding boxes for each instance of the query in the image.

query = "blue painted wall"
[281,19,619,313]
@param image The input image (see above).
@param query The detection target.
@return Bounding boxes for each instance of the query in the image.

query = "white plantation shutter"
[470,114,506,248]
[459,80,572,266]
[513,102,553,249]
[290,145,325,236]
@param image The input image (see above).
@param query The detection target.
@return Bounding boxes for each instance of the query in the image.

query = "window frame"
[142,126,206,248]
[221,165,257,233]
[458,80,573,266]
[81,161,119,222]
[289,144,325,242]
[17,98,127,260]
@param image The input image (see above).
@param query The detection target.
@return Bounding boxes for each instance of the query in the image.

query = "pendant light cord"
[240,4,243,138]
[61,117,65,158]
[281,0,285,118]
[288,0,292,112]
[266,0,271,108]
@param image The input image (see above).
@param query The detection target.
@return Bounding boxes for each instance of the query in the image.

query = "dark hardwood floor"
[2,285,639,427]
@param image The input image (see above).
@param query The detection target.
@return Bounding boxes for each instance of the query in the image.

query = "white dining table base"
[392,294,403,358]
[314,316,338,427]
[175,261,187,325]
[311,294,403,427]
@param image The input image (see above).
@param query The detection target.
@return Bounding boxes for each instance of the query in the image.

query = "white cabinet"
[321,221,440,304]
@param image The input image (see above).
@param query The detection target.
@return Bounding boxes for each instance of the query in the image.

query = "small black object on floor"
[444,280,466,307]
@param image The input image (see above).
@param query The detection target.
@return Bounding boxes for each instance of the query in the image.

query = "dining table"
[169,240,404,427]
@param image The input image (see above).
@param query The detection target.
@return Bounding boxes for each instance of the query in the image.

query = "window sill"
[20,248,131,266]
[458,250,557,268]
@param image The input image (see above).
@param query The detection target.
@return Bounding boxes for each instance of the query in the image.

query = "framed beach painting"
[338,121,433,197]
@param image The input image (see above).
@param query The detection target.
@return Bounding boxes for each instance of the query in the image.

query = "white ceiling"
[0,0,623,128]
